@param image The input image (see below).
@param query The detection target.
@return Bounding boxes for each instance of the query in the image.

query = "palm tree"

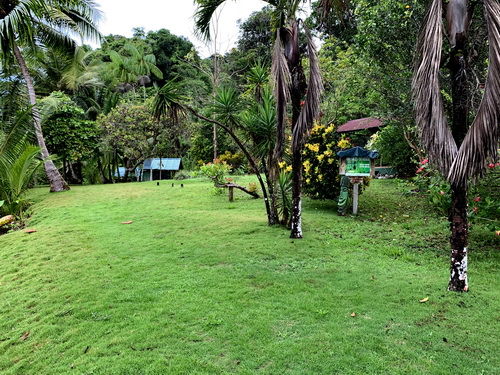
[413,0,500,291]
[0,0,101,192]
[105,43,163,98]
[195,0,347,237]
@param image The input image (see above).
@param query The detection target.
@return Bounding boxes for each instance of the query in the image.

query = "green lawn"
[0,178,498,374]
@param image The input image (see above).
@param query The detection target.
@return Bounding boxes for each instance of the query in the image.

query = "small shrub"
[469,161,500,236]
[199,159,231,185]
[248,182,259,195]
[218,150,245,170]
[399,159,451,216]
[210,187,226,196]
[174,171,192,180]
[401,158,500,238]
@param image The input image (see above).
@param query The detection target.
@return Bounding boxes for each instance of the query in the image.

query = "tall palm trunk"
[449,184,469,290]
[447,2,472,290]
[286,21,308,238]
[289,66,307,237]
[13,45,69,192]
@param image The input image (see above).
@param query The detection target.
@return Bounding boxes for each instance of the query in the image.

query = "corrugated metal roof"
[114,167,140,177]
[143,158,182,170]
[337,117,385,133]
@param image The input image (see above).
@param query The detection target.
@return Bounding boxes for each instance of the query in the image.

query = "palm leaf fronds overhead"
[413,0,457,176]
[271,29,291,162]
[292,21,323,151]
[448,0,500,188]
[193,0,226,40]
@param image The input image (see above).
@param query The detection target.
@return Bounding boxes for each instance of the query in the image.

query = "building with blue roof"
[141,158,182,181]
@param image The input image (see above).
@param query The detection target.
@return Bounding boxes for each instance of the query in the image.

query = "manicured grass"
[0,178,498,374]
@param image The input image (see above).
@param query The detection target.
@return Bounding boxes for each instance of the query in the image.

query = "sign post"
[337,147,378,215]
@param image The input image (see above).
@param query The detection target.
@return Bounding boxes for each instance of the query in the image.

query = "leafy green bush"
[198,159,232,185]
[372,124,418,177]
[174,171,192,180]
[401,158,499,238]
[469,162,500,235]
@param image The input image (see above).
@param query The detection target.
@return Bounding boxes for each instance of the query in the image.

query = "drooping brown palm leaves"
[413,0,500,291]
[448,0,500,188]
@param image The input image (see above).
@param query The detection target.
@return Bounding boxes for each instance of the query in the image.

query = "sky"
[94,0,269,57]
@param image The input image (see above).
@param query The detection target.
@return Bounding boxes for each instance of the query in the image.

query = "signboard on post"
[345,157,372,176]
[337,147,379,215]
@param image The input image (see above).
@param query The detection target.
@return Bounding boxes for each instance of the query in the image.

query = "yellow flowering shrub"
[302,123,370,199]
[302,123,343,199]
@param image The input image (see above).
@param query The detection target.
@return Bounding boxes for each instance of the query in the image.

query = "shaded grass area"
[0,178,498,374]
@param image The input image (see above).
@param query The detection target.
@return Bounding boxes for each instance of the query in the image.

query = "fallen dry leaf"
[19,331,30,341]
[24,229,37,233]
[121,221,133,224]
[419,297,429,303]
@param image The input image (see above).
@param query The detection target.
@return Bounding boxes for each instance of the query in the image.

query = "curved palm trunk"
[13,45,69,192]
[262,157,280,225]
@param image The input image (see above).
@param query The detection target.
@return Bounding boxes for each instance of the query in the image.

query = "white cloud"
[94,0,268,57]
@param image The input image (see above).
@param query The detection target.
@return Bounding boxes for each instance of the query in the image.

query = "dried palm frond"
[292,21,323,151]
[413,0,457,176]
[448,0,500,188]
[271,30,291,162]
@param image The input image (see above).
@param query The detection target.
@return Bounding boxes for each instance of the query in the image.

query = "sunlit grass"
[0,178,498,374]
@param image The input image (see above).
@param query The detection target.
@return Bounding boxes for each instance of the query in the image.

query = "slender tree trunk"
[263,157,279,225]
[13,45,69,192]
[97,157,107,183]
[290,146,303,238]
[289,62,307,238]
[446,0,474,290]
[448,184,469,291]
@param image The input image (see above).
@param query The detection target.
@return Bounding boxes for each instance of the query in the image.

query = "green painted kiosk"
[337,147,379,214]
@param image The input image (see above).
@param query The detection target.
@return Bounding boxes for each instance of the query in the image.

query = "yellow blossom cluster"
[323,125,335,134]
[303,159,311,174]
[337,139,351,149]
[278,161,292,172]
[305,143,320,152]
